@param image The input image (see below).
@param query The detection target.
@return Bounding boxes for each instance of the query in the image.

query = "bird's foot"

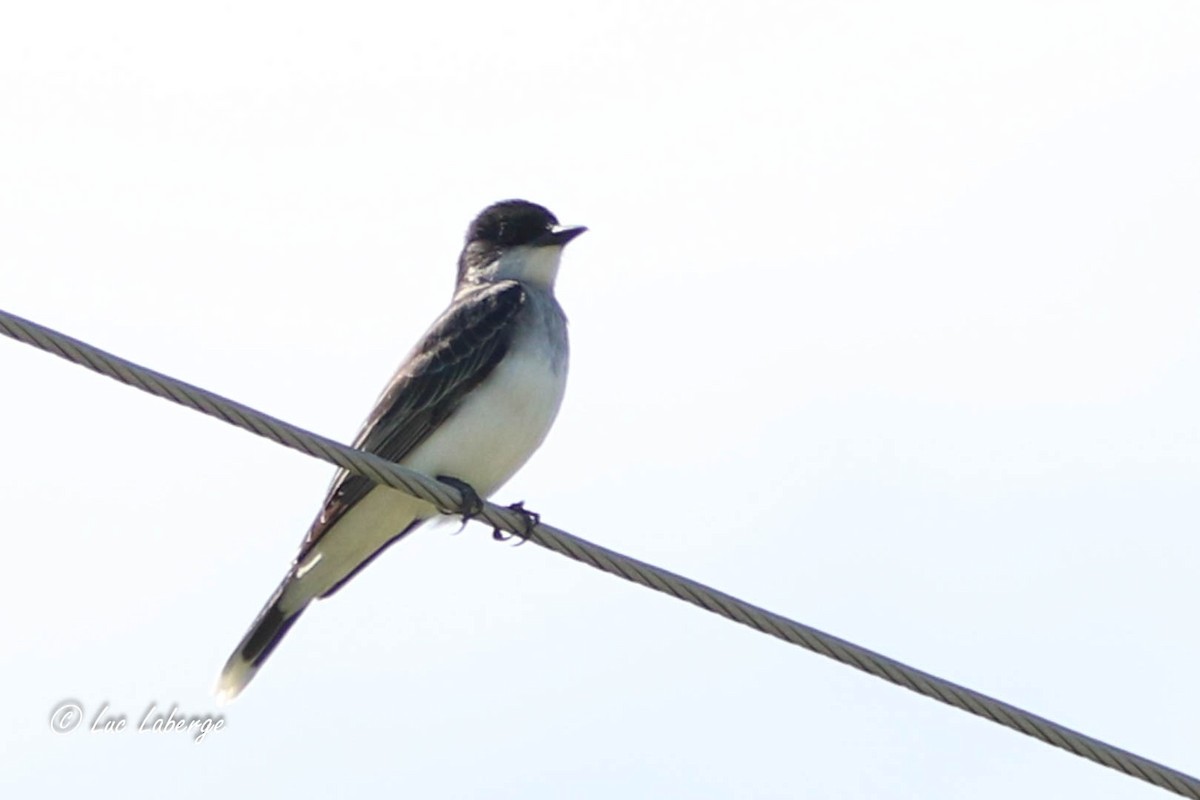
[494,501,540,546]
[436,476,485,534]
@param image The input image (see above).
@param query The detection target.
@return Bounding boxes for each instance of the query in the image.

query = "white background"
[1,1,1198,797]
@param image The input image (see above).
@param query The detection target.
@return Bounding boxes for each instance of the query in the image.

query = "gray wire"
[2,305,1196,798]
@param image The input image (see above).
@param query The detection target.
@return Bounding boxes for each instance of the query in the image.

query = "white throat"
[482,244,565,291]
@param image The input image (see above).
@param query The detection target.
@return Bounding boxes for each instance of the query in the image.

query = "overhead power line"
[2,305,1197,798]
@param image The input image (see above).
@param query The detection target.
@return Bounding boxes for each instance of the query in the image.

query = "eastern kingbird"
[216,200,585,702]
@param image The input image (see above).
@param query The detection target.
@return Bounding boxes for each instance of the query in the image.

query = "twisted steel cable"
[2,306,1196,798]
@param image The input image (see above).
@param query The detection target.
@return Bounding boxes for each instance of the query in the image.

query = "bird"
[215,199,585,702]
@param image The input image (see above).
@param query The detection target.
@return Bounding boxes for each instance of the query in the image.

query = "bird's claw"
[436,476,485,534]
[493,501,539,545]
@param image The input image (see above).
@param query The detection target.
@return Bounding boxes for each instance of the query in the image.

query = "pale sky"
[2,1,1198,797]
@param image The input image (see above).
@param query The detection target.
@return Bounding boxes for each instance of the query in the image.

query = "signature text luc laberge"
[89,703,225,743]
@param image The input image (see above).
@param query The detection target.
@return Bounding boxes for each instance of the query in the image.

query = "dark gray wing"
[299,280,527,555]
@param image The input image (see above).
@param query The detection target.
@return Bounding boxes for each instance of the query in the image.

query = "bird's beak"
[535,224,588,247]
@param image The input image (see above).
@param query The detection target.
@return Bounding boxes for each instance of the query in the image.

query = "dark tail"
[215,577,309,703]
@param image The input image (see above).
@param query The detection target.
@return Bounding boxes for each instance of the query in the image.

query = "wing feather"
[299,280,526,554]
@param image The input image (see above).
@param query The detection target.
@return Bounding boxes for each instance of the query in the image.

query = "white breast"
[289,339,567,604]
[402,343,568,499]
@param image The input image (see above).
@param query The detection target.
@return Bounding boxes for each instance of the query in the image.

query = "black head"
[458,199,586,283]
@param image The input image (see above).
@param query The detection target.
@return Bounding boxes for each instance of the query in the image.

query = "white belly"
[288,342,566,605]
[403,343,567,497]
